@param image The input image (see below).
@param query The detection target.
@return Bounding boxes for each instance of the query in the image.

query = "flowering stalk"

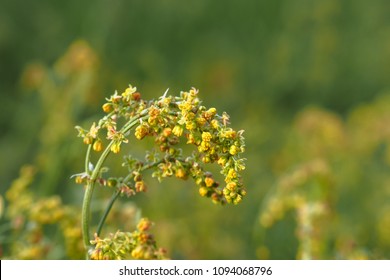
[75,84,246,259]
[80,113,148,254]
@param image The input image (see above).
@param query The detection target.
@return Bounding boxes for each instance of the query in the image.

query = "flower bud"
[135,123,150,140]
[205,177,214,187]
[90,249,103,260]
[211,193,221,204]
[201,132,213,142]
[185,121,196,130]
[172,125,183,137]
[111,142,121,153]
[202,155,211,163]
[217,156,228,166]
[162,127,172,137]
[131,245,145,259]
[102,103,113,113]
[234,194,243,204]
[175,168,188,180]
[186,133,196,144]
[227,168,237,180]
[135,181,147,192]
[199,186,209,197]
[211,119,219,129]
[83,136,93,145]
[93,139,103,152]
[106,178,117,188]
[204,107,217,120]
[196,117,207,126]
[226,181,237,191]
[132,92,141,101]
[137,218,152,232]
[75,176,84,184]
[239,189,247,196]
[195,177,203,185]
[229,144,239,155]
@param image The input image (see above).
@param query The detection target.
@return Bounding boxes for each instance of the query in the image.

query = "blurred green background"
[1,0,390,259]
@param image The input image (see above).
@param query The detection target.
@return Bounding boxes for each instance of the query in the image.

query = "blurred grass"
[1,0,390,259]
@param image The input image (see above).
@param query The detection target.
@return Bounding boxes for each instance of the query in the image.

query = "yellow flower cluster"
[75,84,246,205]
[89,218,167,260]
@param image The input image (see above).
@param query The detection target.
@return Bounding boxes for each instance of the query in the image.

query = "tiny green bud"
[106,178,117,188]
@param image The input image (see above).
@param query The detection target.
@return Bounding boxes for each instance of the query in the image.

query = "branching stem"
[81,112,149,258]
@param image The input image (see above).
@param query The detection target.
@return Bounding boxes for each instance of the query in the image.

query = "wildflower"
[186,133,196,144]
[137,218,152,232]
[135,123,150,140]
[205,177,214,187]
[233,194,243,204]
[132,92,141,101]
[199,187,209,197]
[84,136,93,145]
[135,181,147,192]
[131,245,145,259]
[198,141,210,152]
[106,178,117,188]
[102,103,113,113]
[75,175,84,184]
[93,139,103,152]
[203,108,217,120]
[122,85,137,102]
[120,185,136,197]
[148,106,161,124]
[211,119,219,129]
[172,125,184,137]
[221,112,230,126]
[88,122,99,138]
[111,141,121,153]
[223,129,237,139]
[178,101,192,113]
[196,117,207,126]
[229,144,239,155]
[217,156,228,166]
[226,181,237,191]
[202,155,211,163]
[162,127,172,137]
[175,167,188,180]
[201,132,213,142]
[185,121,197,130]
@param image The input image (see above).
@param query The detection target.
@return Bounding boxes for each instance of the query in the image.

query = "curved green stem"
[96,190,121,237]
[82,140,114,256]
[81,111,149,259]
[85,144,92,176]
